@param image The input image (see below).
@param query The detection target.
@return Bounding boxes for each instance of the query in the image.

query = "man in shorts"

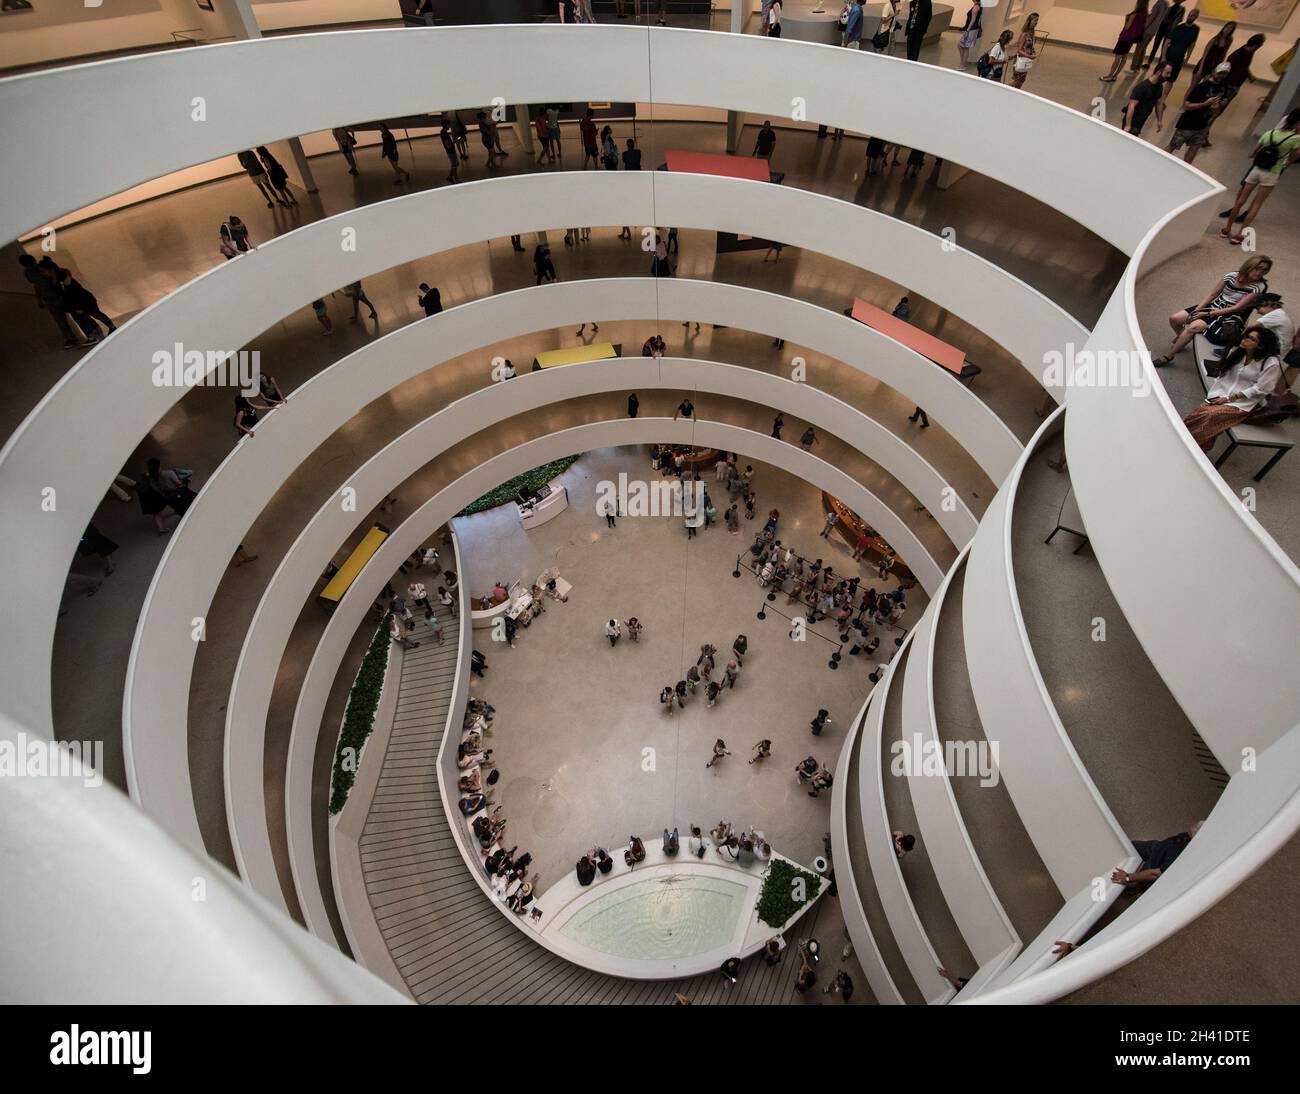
[1166,61,1229,164]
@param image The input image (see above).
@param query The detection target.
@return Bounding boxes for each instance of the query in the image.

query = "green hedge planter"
[755,859,823,929]
[329,613,393,815]
[458,456,580,517]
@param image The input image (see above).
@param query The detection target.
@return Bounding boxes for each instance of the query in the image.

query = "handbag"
[872,29,890,48]
[1205,313,1245,347]
[1014,55,1034,74]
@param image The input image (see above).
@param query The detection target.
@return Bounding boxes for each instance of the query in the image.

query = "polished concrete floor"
[454,446,924,892]
[5,28,1298,1002]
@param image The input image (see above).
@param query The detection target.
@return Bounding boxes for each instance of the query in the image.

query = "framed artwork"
[1198,0,1300,30]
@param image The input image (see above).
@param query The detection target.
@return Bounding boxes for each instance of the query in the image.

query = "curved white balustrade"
[961,408,1134,897]
[0,26,1217,255]
[8,170,1059,749]
[830,697,907,1005]
[253,383,948,925]
[126,280,983,881]
[966,722,1300,1005]
[6,23,1294,1004]
[0,714,406,1005]
[1066,213,1300,761]
[858,633,954,1003]
[899,549,1021,971]
[286,415,916,955]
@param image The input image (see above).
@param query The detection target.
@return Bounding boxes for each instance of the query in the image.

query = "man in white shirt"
[605,619,622,646]
[408,581,429,609]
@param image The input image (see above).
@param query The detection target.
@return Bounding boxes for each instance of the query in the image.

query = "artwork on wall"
[1,0,36,12]
[1198,0,1300,31]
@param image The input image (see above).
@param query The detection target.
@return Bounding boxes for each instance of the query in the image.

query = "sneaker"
[1230,234,1245,245]
[1220,226,1232,238]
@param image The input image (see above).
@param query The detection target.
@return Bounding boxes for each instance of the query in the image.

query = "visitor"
[801,426,818,451]
[1218,110,1300,245]
[956,0,982,67]
[842,0,863,50]
[1154,255,1271,364]
[17,253,88,348]
[237,148,279,207]
[705,739,731,769]
[873,0,898,54]
[674,396,696,421]
[977,30,1014,82]
[477,112,507,165]
[605,619,622,646]
[894,830,916,858]
[1010,13,1040,90]
[732,634,748,665]
[439,121,461,183]
[905,0,932,62]
[625,835,647,868]
[1148,0,1184,67]
[580,108,600,168]
[764,936,787,965]
[810,709,831,736]
[1130,0,1168,71]
[1162,8,1200,86]
[346,281,378,322]
[534,244,557,285]
[824,970,855,1002]
[575,854,596,886]
[689,826,707,858]
[37,259,115,341]
[1123,63,1173,138]
[753,120,777,161]
[819,508,839,539]
[1111,821,1204,888]
[663,827,680,855]
[389,613,420,650]
[333,127,359,175]
[417,282,443,317]
[1182,326,1282,451]
[765,0,782,37]
[256,146,298,206]
[622,137,642,171]
[1192,19,1235,84]
[626,617,643,642]
[1100,2,1149,83]
[720,957,741,985]
[749,739,772,764]
[378,123,411,184]
[795,755,819,785]
[794,948,817,992]
[421,609,444,644]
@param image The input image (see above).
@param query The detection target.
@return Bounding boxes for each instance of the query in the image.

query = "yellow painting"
[1198,0,1300,31]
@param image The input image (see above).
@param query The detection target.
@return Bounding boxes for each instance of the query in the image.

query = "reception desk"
[518,483,568,529]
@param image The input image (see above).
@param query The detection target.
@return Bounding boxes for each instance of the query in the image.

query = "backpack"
[1253,131,1283,171]
[976,52,993,78]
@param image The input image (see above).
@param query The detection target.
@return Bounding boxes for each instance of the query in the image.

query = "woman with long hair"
[1101,1,1149,82]
[1011,13,1040,89]
[1182,325,1282,450]
[1155,255,1272,365]
[1193,19,1236,82]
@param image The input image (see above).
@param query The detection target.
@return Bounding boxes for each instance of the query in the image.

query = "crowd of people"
[462,697,546,921]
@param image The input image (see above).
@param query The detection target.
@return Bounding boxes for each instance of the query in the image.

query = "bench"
[1191,334,1295,482]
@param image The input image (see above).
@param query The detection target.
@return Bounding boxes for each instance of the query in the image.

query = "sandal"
[1151,355,1173,367]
